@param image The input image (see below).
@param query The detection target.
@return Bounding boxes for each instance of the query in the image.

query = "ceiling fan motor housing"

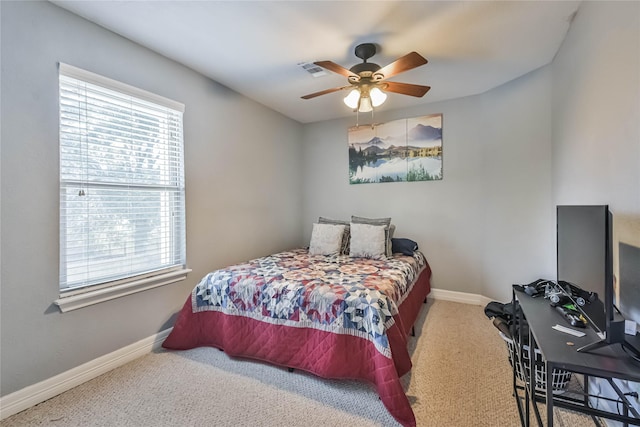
[354,43,377,61]
[350,43,384,81]
[349,62,381,76]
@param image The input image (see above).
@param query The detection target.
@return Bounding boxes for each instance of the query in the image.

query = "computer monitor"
[556,205,631,354]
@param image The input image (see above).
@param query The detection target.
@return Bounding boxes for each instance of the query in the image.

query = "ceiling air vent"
[298,62,327,78]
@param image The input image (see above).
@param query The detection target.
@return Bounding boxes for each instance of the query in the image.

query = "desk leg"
[546,362,554,427]
[584,374,589,408]
[516,293,530,427]
[528,332,535,427]
[524,355,530,427]
[529,328,544,426]
[513,291,530,427]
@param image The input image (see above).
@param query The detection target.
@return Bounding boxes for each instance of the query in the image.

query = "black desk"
[512,287,640,427]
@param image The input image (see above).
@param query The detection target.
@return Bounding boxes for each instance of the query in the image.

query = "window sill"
[54,268,192,313]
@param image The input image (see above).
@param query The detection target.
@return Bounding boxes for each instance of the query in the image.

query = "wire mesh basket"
[499,331,572,394]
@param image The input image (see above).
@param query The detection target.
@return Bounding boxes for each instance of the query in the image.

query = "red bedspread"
[163,249,432,426]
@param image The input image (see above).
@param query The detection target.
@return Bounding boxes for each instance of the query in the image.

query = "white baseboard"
[429,288,493,307]
[0,328,172,420]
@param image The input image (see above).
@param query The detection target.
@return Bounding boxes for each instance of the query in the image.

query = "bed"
[163,230,431,427]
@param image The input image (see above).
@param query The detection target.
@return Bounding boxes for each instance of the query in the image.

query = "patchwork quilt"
[192,248,426,358]
[164,248,431,427]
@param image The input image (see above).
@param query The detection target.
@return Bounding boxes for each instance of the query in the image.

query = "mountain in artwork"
[351,136,391,151]
[408,124,441,141]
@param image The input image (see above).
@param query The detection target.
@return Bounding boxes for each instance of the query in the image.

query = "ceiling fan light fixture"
[343,89,360,109]
[358,96,373,113]
[370,87,387,107]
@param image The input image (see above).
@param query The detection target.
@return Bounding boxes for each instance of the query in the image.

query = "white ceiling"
[51,1,581,124]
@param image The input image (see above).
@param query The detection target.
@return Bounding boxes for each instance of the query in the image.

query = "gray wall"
[302,66,555,303]
[0,1,303,396]
[551,0,640,254]
[550,2,640,413]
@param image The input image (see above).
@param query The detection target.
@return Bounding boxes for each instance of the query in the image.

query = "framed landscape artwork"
[348,114,443,184]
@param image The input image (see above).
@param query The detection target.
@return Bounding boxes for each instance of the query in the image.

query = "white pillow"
[351,216,395,257]
[309,223,346,255]
[349,223,387,259]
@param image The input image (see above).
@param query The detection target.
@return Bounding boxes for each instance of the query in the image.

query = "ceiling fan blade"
[375,52,428,80]
[314,61,360,79]
[301,86,351,100]
[383,81,431,98]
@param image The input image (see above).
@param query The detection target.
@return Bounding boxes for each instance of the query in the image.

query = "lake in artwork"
[348,114,443,184]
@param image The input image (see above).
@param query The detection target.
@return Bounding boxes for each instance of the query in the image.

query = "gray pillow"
[349,223,387,259]
[351,215,391,226]
[351,216,394,257]
[318,217,350,254]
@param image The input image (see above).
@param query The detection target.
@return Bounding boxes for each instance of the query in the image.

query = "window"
[57,63,188,312]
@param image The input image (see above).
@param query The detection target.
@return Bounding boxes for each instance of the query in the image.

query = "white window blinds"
[59,63,186,292]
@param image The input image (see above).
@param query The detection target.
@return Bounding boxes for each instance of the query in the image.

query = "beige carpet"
[1,300,595,426]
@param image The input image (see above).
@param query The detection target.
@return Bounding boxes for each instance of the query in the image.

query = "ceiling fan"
[301,43,431,112]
